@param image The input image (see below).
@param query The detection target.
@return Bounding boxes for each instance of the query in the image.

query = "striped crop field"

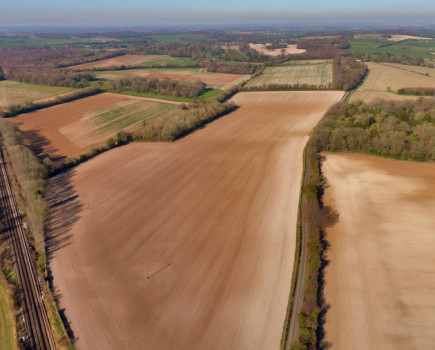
[246,63,332,88]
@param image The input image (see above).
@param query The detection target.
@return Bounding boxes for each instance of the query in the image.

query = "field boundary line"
[281,143,308,349]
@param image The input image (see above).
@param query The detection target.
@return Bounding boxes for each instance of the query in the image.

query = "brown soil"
[66,55,166,70]
[322,153,435,350]
[97,69,250,89]
[132,70,249,88]
[47,91,343,350]
[9,93,127,159]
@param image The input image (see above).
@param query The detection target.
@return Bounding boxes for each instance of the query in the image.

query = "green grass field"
[0,284,15,350]
[245,63,333,88]
[0,81,75,109]
[350,39,435,59]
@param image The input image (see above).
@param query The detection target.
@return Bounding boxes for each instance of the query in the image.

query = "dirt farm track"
[47,91,343,349]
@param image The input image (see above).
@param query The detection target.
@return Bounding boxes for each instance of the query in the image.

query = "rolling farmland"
[9,93,176,159]
[96,68,250,89]
[245,63,332,88]
[322,153,435,349]
[351,62,435,102]
[66,55,195,70]
[0,81,74,110]
[46,91,343,350]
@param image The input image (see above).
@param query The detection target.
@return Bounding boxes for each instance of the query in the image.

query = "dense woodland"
[5,68,96,87]
[332,56,368,90]
[0,47,124,69]
[105,77,206,98]
[206,62,256,74]
[129,42,224,59]
[312,98,435,161]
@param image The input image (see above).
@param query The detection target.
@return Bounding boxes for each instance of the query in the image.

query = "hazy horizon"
[1,0,435,27]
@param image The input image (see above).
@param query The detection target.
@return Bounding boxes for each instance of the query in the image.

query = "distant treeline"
[206,63,255,74]
[242,83,332,92]
[129,42,224,59]
[105,77,206,98]
[1,86,100,117]
[0,47,124,69]
[332,56,368,90]
[312,98,435,161]
[358,53,424,66]
[4,68,96,88]
[397,87,435,96]
[73,63,199,72]
[285,38,350,60]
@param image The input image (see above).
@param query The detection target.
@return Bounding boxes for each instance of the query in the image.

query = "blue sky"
[1,0,435,26]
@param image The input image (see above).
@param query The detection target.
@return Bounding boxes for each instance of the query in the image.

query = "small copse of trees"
[312,98,435,161]
[106,76,206,98]
[332,56,368,90]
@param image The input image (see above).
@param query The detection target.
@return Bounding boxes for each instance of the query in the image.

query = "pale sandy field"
[249,43,306,56]
[322,153,435,350]
[47,91,343,350]
[387,35,432,41]
[351,62,435,103]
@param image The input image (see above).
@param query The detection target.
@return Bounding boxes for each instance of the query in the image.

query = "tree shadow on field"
[44,168,83,342]
[45,168,82,261]
[10,122,66,162]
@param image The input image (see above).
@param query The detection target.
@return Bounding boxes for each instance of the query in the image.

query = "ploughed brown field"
[65,55,183,70]
[95,68,250,89]
[322,153,435,350]
[47,91,343,350]
[9,93,177,160]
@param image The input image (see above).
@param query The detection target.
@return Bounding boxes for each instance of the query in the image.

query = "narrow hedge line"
[290,141,338,350]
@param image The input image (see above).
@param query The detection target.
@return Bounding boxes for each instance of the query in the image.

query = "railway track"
[0,145,55,350]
